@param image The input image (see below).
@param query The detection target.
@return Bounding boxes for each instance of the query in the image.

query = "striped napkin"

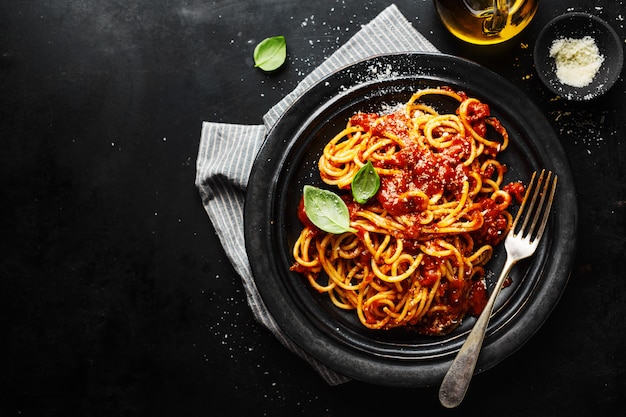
[195,4,438,385]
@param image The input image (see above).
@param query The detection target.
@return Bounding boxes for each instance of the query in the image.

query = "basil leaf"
[303,185,356,234]
[352,160,380,204]
[253,36,287,72]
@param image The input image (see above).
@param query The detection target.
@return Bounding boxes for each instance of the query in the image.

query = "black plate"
[244,53,577,387]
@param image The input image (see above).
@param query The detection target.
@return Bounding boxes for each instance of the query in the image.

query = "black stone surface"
[2,1,625,415]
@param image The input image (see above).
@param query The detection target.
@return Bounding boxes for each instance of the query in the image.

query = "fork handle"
[439,256,516,408]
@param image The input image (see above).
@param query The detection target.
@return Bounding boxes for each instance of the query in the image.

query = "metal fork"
[439,170,558,408]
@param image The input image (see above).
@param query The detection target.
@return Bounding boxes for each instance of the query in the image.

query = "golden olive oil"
[434,0,538,45]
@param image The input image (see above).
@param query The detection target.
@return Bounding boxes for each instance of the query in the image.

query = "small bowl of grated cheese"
[534,12,623,101]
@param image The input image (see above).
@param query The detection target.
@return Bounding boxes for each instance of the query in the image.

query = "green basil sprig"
[351,160,380,204]
[253,36,287,72]
[303,185,356,234]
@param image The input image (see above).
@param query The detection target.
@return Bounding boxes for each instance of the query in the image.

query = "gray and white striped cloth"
[195,4,438,385]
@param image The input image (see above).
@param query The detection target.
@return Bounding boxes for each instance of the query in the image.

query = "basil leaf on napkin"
[303,185,356,234]
[352,160,380,204]
[253,36,287,72]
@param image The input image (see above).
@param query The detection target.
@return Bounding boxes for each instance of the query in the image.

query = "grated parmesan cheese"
[549,36,604,88]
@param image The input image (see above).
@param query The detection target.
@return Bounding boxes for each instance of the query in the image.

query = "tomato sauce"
[351,112,409,140]
[296,197,320,233]
[374,144,468,216]
[470,197,509,246]
[503,181,526,204]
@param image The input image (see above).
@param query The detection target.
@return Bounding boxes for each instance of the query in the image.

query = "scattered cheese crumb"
[549,36,604,87]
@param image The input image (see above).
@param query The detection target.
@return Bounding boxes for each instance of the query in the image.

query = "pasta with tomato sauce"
[290,87,524,335]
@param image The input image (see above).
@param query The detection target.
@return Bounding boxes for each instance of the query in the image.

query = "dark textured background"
[2,1,625,415]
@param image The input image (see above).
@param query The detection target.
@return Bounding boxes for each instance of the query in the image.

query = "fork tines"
[511,169,558,242]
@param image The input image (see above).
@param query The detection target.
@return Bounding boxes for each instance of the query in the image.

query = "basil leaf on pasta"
[352,160,380,204]
[303,185,355,234]
[253,36,287,72]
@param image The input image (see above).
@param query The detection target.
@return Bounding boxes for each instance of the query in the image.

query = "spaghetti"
[290,87,524,335]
